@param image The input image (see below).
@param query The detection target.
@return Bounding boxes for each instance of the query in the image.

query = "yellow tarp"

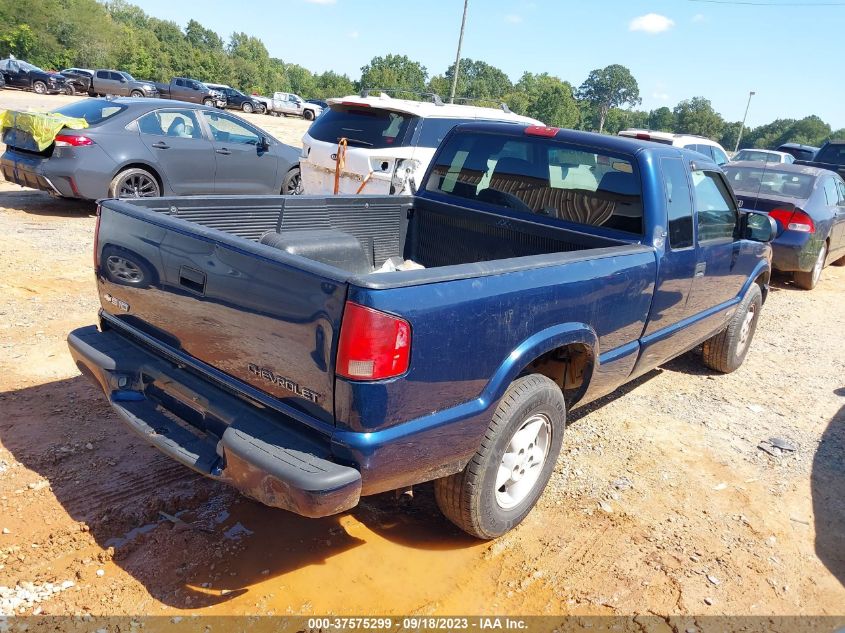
[0,110,89,151]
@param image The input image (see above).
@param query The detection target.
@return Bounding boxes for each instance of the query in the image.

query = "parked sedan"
[731,149,794,164]
[0,98,303,200]
[724,161,845,289]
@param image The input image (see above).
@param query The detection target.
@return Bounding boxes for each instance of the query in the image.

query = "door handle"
[694,262,707,278]
[151,141,170,149]
[216,148,231,155]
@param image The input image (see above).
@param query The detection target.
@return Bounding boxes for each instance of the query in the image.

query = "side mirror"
[742,211,777,243]
[259,136,270,151]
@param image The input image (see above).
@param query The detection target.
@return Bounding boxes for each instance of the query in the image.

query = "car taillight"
[336,302,411,381]
[635,133,651,140]
[54,134,94,147]
[93,205,102,268]
[524,126,560,137]
[769,208,815,233]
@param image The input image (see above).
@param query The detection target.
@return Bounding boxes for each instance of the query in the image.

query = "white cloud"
[692,13,706,22]
[305,0,336,4]
[505,14,523,24]
[629,13,675,34]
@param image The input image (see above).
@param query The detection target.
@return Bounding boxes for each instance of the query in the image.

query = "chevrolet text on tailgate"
[68,124,777,539]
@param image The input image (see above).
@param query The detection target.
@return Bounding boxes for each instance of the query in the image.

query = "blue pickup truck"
[68,124,777,539]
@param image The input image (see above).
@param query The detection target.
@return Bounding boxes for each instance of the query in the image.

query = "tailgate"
[95,201,350,426]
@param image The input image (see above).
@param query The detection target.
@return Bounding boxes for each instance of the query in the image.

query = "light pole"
[734,91,756,154]
[449,0,469,104]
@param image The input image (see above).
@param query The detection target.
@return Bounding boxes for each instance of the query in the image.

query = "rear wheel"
[257,103,267,115]
[434,374,565,539]
[702,283,762,373]
[33,81,47,95]
[242,102,254,114]
[794,242,827,290]
[303,109,315,121]
[108,168,161,199]
[282,167,302,195]
[64,84,76,96]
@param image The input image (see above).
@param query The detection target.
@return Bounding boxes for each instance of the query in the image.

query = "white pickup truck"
[268,92,322,120]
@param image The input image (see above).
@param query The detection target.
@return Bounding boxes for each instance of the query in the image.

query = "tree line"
[1,0,841,149]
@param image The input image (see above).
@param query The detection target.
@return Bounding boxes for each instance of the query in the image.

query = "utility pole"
[449,0,469,104]
[734,91,756,154]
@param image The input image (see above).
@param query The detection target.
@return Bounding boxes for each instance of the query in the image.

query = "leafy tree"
[577,64,641,134]
[832,129,845,141]
[314,70,356,99]
[719,121,743,152]
[649,107,675,132]
[360,54,427,98]
[0,24,36,59]
[441,58,512,101]
[673,97,724,140]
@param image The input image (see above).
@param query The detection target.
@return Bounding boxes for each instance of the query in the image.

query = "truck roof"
[327,93,543,125]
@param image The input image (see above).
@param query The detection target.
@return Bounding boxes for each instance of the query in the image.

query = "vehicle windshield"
[735,150,782,163]
[723,166,815,199]
[120,72,135,81]
[53,100,127,125]
[308,105,416,149]
[425,130,644,235]
[19,61,43,73]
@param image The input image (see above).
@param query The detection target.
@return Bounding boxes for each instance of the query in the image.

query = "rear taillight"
[93,206,102,268]
[635,133,651,140]
[54,134,94,147]
[336,302,411,381]
[770,208,815,233]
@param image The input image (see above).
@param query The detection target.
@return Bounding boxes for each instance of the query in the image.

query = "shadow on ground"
[0,188,95,216]
[0,375,479,610]
[812,398,845,587]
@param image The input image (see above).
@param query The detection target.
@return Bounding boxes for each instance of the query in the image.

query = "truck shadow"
[812,400,845,587]
[0,375,479,610]
[0,188,95,216]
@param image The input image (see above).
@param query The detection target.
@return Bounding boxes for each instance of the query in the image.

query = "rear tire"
[793,242,827,290]
[258,103,267,114]
[64,84,76,96]
[108,167,161,199]
[702,283,762,373]
[303,109,315,121]
[434,374,565,540]
[33,81,47,95]
[281,167,302,195]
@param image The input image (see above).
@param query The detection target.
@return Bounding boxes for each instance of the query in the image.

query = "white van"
[299,93,542,196]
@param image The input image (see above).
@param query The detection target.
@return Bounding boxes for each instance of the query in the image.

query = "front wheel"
[434,374,565,539]
[130,89,144,98]
[257,103,267,114]
[108,167,161,199]
[33,81,47,95]
[702,283,763,373]
[64,84,76,96]
[793,242,827,290]
[281,167,302,195]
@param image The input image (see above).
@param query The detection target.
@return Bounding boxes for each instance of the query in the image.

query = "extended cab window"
[662,157,694,249]
[692,171,737,242]
[425,130,643,235]
[308,106,416,149]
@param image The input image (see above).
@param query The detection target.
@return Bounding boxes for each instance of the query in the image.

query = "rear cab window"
[424,130,644,235]
[815,144,845,165]
[308,105,416,149]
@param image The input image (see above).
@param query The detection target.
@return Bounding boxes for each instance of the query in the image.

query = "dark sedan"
[724,161,845,289]
[0,98,303,200]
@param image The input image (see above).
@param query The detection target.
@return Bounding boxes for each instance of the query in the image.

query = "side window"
[137,110,201,139]
[822,178,839,206]
[692,171,738,242]
[175,78,184,87]
[711,146,729,166]
[662,157,694,249]
[837,179,845,205]
[110,72,122,81]
[96,70,109,79]
[201,111,260,145]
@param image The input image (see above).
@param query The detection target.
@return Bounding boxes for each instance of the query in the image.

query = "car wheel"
[702,283,763,373]
[257,103,267,115]
[281,167,303,195]
[303,109,315,121]
[64,84,76,96]
[108,168,161,199]
[130,90,144,98]
[33,81,47,95]
[242,102,254,114]
[434,374,565,539]
[793,242,827,290]
[203,98,215,107]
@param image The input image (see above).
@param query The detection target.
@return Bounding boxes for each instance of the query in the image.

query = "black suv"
[206,84,265,114]
[0,58,68,95]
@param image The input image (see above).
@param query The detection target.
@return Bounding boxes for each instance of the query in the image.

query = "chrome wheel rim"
[243,103,253,113]
[285,172,303,195]
[738,303,756,352]
[34,83,46,94]
[495,414,551,510]
[811,244,826,286]
[106,255,142,282]
[118,173,159,198]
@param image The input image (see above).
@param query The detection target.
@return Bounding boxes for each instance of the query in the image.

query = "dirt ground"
[0,91,844,620]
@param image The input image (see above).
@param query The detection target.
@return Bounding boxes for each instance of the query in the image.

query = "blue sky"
[131,0,845,129]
